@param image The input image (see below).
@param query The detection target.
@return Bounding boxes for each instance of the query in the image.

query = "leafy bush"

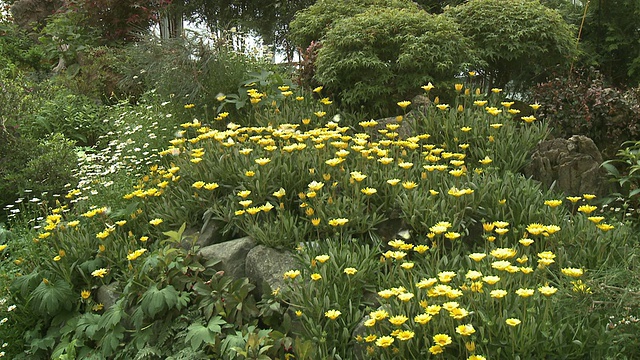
[288,0,420,50]
[529,68,640,158]
[2,133,78,207]
[315,8,476,117]
[445,0,577,91]
[21,89,107,147]
[601,140,640,218]
[119,35,275,122]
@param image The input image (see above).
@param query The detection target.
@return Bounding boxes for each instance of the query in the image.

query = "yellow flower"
[561,268,584,277]
[444,232,461,240]
[577,205,597,214]
[416,278,438,289]
[479,156,493,165]
[490,289,508,298]
[255,157,271,166]
[526,223,546,235]
[273,188,286,198]
[422,82,435,91]
[324,309,341,320]
[127,248,147,261]
[491,88,503,93]
[237,190,252,198]
[530,103,541,110]
[375,336,394,348]
[314,111,326,118]
[400,262,414,270]
[456,324,476,336]
[386,178,401,186]
[283,270,301,279]
[397,293,414,302]
[360,187,377,196]
[436,104,450,111]
[310,273,322,281]
[583,193,596,200]
[91,268,108,278]
[506,318,521,326]
[239,200,253,208]
[81,290,91,300]
[96,230,110,239]
[567,196,582,203]
[490,248,517,259]
[204,182,219,191]
[311,218,321,226]
[192,181,205,189]
[521,115,537,123]
[469,253,487,262]
[388,315,408,326]
[482,275,500,285]
[315,255,330,263]
[402,181,418,190]
[344,267,358,275]
[516,288,535,297]
[433,334,452,347]
[328,218,349,226]
[397,101,411,109]
[429,345,444,355]
[486,107,502,116]
[313,86,323,93]
[370,309,389,321]
[149,218,163,226]
[596,223,614,231]
[438,271,456,283]
[538,285,558,296]
[260,202,274,212]
[395,330,414,341]
[588,216,605,223]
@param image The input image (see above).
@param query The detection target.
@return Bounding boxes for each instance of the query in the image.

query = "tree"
[168,0,315,59]
[446,0,578,92]
[580,0,640,88]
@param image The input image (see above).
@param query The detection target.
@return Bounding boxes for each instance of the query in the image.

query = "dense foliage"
[315,7,476,116]
[288,0,420,50]
[445,0,578,91]
[529,68,640,158]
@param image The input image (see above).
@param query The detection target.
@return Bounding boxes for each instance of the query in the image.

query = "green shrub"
[446,0,577,91]
[4,133,78,204]
[119,36,275,122]
[288,0,420,49]
[22,89,107,147]
[529,68,640,158]
[315,8,476,117]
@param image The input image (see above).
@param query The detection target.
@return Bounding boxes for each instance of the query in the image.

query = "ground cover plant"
[0,74,638,359]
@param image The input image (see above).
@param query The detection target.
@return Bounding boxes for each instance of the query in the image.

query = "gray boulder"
[245,245,300,299]
[96,282,120,311]
[524,135,608,196]
[198,237,256,279]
